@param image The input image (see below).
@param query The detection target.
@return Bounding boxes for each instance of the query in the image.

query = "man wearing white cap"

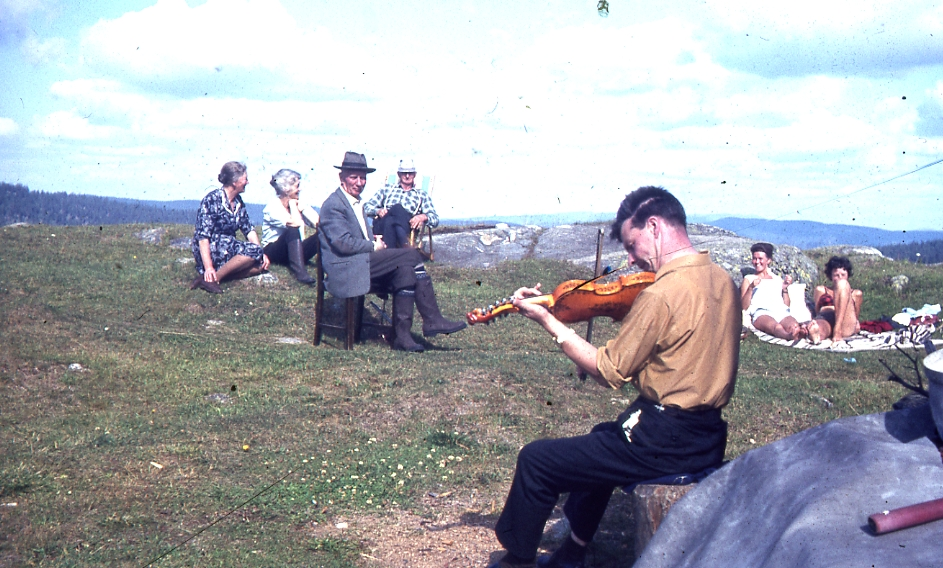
[319,152,465,352]
[363,158,439,249]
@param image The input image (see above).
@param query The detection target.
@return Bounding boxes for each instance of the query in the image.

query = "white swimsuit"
[747,276,791,323]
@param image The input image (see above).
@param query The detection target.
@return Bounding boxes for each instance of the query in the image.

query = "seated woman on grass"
[805,256,863,344]
[741,242,806,340]
[261,168,320,285]
[190,161,270,294]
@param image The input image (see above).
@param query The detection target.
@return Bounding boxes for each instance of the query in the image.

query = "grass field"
[1,223,941,567]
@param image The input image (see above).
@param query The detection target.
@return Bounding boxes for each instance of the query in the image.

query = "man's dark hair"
[610,186,687,242]
[824,256,853,279]
[750,242,774,258]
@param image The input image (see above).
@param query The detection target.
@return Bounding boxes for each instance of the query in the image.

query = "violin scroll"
[466,295,553,325]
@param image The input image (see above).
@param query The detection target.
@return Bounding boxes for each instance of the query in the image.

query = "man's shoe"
[392,336,424,352]
[422,319,467,337]
[487,558,536,568]
[536,553,583,568]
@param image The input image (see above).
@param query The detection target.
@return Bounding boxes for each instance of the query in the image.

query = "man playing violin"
[487,186,741,568]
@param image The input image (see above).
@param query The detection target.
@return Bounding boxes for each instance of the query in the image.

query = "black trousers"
[494,397,727,559]
[369,247,424,294]
[262,228,318,266]
[371,203,413,249]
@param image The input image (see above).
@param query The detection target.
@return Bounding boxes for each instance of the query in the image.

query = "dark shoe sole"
[292,273,317,285]
[536,553,583,568]
[190,277,223,294]
[392,342,425,352]
[422,321,467,337]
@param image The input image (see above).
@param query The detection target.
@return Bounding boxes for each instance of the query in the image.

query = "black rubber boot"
[414,273,467,337]
[286,232,316,284]
[391,291,424,352]
[536,536,586,568]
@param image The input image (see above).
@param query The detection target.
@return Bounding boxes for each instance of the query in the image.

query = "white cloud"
[37,110,120,140]
[4,0,942,231]
[79,0,377,93]
[0,0,48,45]
[702,1,943,76]
[0,117,19,136]
[0,0,45,17]
[21,35,67,65]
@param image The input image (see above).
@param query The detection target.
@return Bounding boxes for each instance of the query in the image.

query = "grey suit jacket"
[318,187,374,298]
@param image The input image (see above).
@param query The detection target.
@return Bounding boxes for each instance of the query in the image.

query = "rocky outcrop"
[134,227,167,245]
[430,223,545,269]
[809,244,884,257]
[688,224,819,287]
[431,222,820,287]
[140,220,821,287]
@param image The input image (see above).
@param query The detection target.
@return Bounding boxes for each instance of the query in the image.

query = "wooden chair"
[384,173,435,261]
[312,231,391,350]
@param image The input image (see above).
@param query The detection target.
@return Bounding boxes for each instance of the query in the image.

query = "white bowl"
[923,350,943,440]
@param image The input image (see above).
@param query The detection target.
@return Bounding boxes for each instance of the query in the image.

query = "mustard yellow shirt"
[596,252,740,410]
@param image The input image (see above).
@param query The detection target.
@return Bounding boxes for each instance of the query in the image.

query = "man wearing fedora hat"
[318,151,465,351]
[363,158,439,250]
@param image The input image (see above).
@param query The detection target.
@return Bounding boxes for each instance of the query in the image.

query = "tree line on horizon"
[877,239,943,265]
[1,182,194,226]
[3,181,943,264]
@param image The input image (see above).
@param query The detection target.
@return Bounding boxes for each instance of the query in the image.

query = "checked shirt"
[363,182,439,228]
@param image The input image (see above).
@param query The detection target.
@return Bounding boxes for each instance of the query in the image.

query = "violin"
[466,271,655,325]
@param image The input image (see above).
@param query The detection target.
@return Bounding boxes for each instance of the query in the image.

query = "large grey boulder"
[430,222,820,289]
[636,404,943,568]
[811,244,885,257]
[688,223,819,287]
[430,224,544,269]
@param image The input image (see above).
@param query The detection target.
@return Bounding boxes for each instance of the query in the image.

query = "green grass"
[1,224,941,567]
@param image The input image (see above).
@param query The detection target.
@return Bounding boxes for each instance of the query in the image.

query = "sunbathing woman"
[741,242,806,340]
[805,256,863,344]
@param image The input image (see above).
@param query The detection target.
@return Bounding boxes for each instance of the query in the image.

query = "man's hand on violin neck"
[513,283,542,299]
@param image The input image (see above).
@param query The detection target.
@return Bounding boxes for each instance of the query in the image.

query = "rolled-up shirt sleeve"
[596,290,669,392]
[419,190,439,228]
[362,187,387,217]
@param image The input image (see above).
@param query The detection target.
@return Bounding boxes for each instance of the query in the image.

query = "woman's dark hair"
[611,186,687,242]
[218,161,247,187]
[824,256,853,279]
[750,242,774,259]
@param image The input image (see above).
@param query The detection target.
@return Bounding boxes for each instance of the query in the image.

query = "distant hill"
[709,217,943,249]
[439,212,614,228]
[5,183,943,255]
[1,183,197,226]
[0,185,261,227]
[877,239,943,264]
[109,197,264,225]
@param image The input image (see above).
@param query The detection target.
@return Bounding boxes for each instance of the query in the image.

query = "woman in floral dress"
[190,161,269,294]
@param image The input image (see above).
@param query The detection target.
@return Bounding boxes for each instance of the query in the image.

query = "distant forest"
[878,240,943,264]
[4,182,943,263]
[1,182,195,226]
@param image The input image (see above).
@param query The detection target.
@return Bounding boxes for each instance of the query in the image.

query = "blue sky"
[1,0,941,230]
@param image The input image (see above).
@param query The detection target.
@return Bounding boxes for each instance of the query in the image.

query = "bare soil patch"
[304,490,637,567]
